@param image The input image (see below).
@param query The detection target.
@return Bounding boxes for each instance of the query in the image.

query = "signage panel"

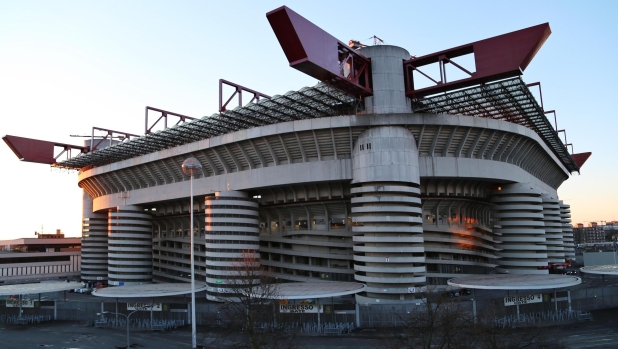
[279,304,323,313]
[6,299,34,308]
[127,302,162,311]
[503,294,542,306]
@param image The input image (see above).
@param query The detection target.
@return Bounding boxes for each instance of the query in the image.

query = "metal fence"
[1,285,617,330]
[357,285,618,327]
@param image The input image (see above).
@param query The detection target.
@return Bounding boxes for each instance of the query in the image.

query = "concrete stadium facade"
[71,43,577,303]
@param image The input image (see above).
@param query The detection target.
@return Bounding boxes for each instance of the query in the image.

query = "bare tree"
[211,249,300,349]
[383,287,476,349]
[383,288,568,349]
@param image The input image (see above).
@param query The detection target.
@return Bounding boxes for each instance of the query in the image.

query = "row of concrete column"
[81,191,261,293]
[82,197,153,285]
[490,184,574,274]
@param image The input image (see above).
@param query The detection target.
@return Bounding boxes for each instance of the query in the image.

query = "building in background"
[3,6,591,304]
[573,222,618,244]
[0,232,81,285]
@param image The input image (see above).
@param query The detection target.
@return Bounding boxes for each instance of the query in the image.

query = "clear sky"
[1,0,616,239]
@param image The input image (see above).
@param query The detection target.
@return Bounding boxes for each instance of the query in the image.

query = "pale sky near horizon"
[1,0,617,240]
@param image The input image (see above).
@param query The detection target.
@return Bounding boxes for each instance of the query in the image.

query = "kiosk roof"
[92,283,208,298]
[448,274,581,290]
[580,265,618,276]
[270,282,366,299]
[0,282,81,296]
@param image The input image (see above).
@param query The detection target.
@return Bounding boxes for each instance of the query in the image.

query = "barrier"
[0,314,52,324]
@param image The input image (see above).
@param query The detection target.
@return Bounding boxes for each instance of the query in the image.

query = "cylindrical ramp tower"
[351,126,424,302]
[542,194,565,264]
[108,205,153,285]
[81,191,108,283]
[490,184,548,274]
[205,191,260,301]
[559,201,575,260]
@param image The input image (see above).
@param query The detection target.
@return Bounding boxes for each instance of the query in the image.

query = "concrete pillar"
[355,302,360,328]
[359,45,411,114]
[542,195,565,264]
[554,289,558,312]
[205,191,259,301]
[108,205,153,285]
[490,184,549,274]
[567,289,572,312]
[351,126,424,303]
[559,201,575,260]
[81,191,109,283]
[515,290,519,321]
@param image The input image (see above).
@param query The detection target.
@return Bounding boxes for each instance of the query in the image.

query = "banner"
[6,299,34,308]
[127,302,162,311]
[503,294,542,306]
[279,304,323,313]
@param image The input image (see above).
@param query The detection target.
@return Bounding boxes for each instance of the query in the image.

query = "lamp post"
[98,310,138,349]
[182,157,202,349]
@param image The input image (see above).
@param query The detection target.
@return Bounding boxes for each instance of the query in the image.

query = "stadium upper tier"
[56,83,359,170]
[55,78,577,173]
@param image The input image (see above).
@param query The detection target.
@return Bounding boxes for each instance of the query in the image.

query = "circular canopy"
[447,274,581,290]
[580,265,618,275]
[266,282,366,299]
[0,282,82,296]
[92,283,208,298]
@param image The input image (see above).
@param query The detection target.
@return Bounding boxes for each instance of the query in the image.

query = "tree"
[211,249,301,349]
[382,288,565,349]
[383,287,477,349]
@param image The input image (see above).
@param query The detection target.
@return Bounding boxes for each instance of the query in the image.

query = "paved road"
[561,327,618,349]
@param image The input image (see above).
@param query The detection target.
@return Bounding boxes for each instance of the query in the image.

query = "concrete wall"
[583,251,617,266]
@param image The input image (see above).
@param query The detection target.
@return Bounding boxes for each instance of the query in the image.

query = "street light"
[182,157,202,349]
[98,310,138,349]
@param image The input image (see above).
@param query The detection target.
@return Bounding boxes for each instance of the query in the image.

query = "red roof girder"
[571,152,592,169]
[2,135,88,165]
[405,23,551,98]
[266,6,372,97]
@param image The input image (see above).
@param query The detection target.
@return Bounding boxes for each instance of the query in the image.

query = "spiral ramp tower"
[108,205,153,285]
[80,192,109,282]
[560,201,576,260]
[542,195,565,264]
[490,184,549,274]
[205,191,260,301]
[351,126,425,302]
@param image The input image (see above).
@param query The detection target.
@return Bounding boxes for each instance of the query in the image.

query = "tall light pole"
[98,310,138,349]
[182,157,202,349]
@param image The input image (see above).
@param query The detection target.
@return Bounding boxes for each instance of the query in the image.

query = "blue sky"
[1,0,616,239]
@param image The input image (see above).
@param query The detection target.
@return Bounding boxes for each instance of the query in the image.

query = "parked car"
[444,288,472,298]
[446,290,460,298]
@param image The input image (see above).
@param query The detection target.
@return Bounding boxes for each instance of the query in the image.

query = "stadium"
[3,6,590,304]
